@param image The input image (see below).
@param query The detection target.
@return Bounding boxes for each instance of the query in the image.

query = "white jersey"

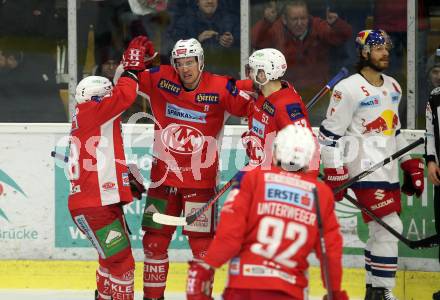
[319,73,409,189]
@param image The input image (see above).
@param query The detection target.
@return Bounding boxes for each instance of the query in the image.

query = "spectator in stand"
[167,0,240,77]
[426,49,440,96]
[252,0,352,125]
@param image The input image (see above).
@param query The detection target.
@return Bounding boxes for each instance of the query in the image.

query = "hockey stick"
[342,193,440,249]
[305,67,348,110]
[153,176,235,226]
[152,69,348,226]
[313,188,333,300]
[334,137,425,194]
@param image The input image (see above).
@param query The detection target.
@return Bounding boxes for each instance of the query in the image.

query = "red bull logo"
[362,110,398,136]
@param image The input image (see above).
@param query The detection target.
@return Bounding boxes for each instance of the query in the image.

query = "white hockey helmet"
[273,125,316,172]
[248,48,287,86]
[75,76,113,104]
[171,38,204,71]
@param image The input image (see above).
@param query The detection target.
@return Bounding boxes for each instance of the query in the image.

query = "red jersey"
[68,77,138,211]
[138,65,252,188]
[203,166,343,299]
[244,81,311,167]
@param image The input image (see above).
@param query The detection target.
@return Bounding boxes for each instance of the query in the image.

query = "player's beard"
[367,55,389,72]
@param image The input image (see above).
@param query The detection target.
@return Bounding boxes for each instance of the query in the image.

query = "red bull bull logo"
[362,110,398,136]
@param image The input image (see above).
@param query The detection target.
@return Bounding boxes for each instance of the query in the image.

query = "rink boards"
[0,123,437,272]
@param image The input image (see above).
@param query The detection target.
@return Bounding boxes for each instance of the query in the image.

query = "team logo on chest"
[195,93,219,104]
[160,124,205,154]
[262,100,275,116]
[158,79,181,95]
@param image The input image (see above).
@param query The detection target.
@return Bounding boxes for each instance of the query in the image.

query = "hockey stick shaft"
[342,193,413,246]
[313,188,333,300]
[334,137,425,194]
[305,67,348,111]
[185,179,234,225]
[343,193,440,249]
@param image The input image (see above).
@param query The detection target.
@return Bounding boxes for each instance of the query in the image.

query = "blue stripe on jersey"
[319,125,343,140]
[371,269,397,278]
[365,250,372,272]
[351,181,400,189]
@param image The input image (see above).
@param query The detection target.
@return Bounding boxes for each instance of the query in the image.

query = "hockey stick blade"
[334,137,425,194]
[152,213,188,226]
[409,234,440,249]
[152,178,234,226]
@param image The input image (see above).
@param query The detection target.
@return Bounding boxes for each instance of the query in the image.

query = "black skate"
[433,290,440,300]
[365,284,372,300]
[370,287,398,300]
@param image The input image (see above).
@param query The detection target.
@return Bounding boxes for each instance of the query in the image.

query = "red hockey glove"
[400,158,424,197]
[122,36,155,71]
[323,290,349,300]
[127,163,146,200]
[324,167,349,201]
[186,260,214,300]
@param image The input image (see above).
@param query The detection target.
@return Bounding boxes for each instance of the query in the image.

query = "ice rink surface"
[0,290,332,300]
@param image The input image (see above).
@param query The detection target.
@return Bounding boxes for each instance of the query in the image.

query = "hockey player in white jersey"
[319,29,424,300]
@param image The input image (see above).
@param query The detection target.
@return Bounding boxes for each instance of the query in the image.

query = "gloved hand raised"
[122,36,156,71]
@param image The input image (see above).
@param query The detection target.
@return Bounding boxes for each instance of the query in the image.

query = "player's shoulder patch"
[285,103,304,121]
[225,78,239,96]
[262,100,275,116]
[148,66,160,73]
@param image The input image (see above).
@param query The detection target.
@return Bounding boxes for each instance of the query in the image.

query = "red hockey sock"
[96,266,112,300]
[143,256,169,298]
[110,269,135,300]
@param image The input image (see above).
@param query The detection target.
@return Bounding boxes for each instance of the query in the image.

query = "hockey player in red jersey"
[319,30,424,300]
[120,36,253,300]
[186,125,349,300]
[67,38,148,300]
[240,48,318,173]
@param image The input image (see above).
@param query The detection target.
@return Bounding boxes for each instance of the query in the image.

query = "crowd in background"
[0,0,439,127]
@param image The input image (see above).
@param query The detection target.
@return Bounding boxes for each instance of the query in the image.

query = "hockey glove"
[186,260,214,300]
[324,167,349,202]
[122,36,156,71]
[400,158,424,197]
[127,163,146,200]
[323,290,349,300]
